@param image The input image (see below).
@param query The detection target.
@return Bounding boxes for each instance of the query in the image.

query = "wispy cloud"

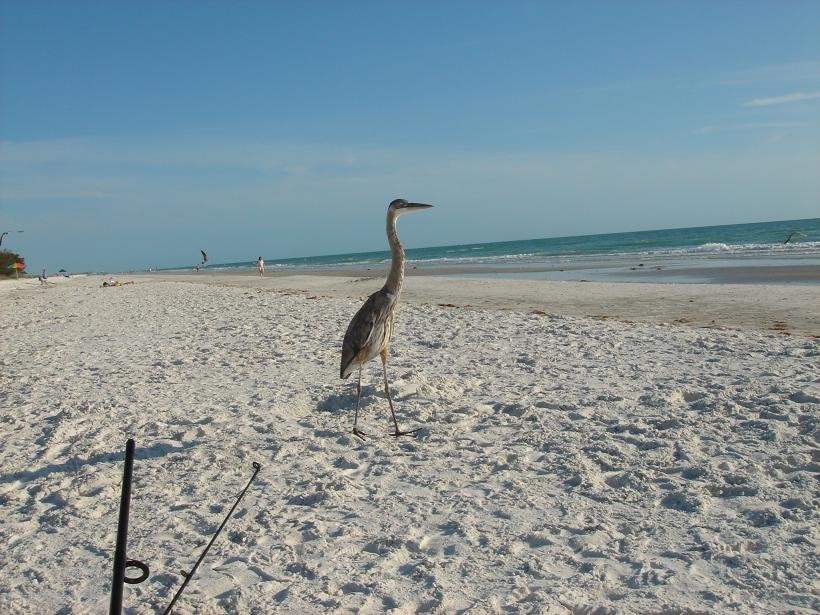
[701,61,820,87]
[695,122,811,134]
[0,138,366,171]
[743,91,820,107]
[4,134,819,271]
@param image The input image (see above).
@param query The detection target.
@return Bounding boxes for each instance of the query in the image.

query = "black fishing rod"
[162,460,262,615]
[110,439,150,614]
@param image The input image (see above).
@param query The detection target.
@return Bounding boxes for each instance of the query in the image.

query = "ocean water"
[177,218,820,277]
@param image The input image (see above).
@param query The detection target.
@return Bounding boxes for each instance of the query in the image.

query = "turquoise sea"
[168,218,820,282]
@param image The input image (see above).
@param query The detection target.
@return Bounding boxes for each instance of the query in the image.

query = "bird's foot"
[391,428,421,438]
[352,428,368,440]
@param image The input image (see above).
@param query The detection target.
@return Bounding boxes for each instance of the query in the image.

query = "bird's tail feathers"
[340,359,356,380]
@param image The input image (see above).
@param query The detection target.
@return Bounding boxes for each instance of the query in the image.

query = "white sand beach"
[0,273,818,614]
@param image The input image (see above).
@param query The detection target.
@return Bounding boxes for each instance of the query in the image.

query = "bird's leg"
[352,369,367,440]
[381,351,419,437]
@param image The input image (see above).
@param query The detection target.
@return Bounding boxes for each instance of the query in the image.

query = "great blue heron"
[340,198,433,439]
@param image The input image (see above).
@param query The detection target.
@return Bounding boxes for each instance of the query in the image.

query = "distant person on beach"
[257,256,265,277]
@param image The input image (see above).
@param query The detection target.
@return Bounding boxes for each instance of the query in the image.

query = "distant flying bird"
[200,250,208,265]
[340,198,433,439]
[783,231,805,244]
[0,230,23,247]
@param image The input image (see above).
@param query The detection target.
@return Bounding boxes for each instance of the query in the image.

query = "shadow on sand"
[0,440,197,485]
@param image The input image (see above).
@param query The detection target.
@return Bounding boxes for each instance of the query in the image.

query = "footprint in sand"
[417,534,446,556]
[333,456,369,478]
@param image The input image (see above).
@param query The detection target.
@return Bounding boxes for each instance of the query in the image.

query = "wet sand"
[285,262,820,285]
[142,255,820,285]
[122,271,820,338]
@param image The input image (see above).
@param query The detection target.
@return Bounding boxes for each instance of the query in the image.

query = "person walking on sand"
[256,256,265,277]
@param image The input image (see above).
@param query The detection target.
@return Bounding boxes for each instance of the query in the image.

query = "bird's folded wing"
[341,291,394,376]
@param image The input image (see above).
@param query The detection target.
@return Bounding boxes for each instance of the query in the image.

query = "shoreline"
[147,256,820,285]
[6,272,817,337]
[126,272,820,337]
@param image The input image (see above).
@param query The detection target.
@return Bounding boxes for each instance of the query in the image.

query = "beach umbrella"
[11,262,24,279]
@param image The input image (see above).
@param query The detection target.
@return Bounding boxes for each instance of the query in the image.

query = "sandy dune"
[0,275,817,613]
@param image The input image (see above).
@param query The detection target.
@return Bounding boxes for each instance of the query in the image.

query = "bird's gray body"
[340,289,397,379]
[339,198,432,437]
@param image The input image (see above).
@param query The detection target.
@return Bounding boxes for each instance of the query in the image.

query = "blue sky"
[1,1,819,272]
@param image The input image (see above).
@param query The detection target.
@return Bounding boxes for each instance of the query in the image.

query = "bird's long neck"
[383,211,405,295]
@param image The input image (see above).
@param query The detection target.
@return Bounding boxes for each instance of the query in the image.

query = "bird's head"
[389,198,433,217]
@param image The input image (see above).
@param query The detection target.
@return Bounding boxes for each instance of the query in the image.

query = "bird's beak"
[405,202,433,210]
